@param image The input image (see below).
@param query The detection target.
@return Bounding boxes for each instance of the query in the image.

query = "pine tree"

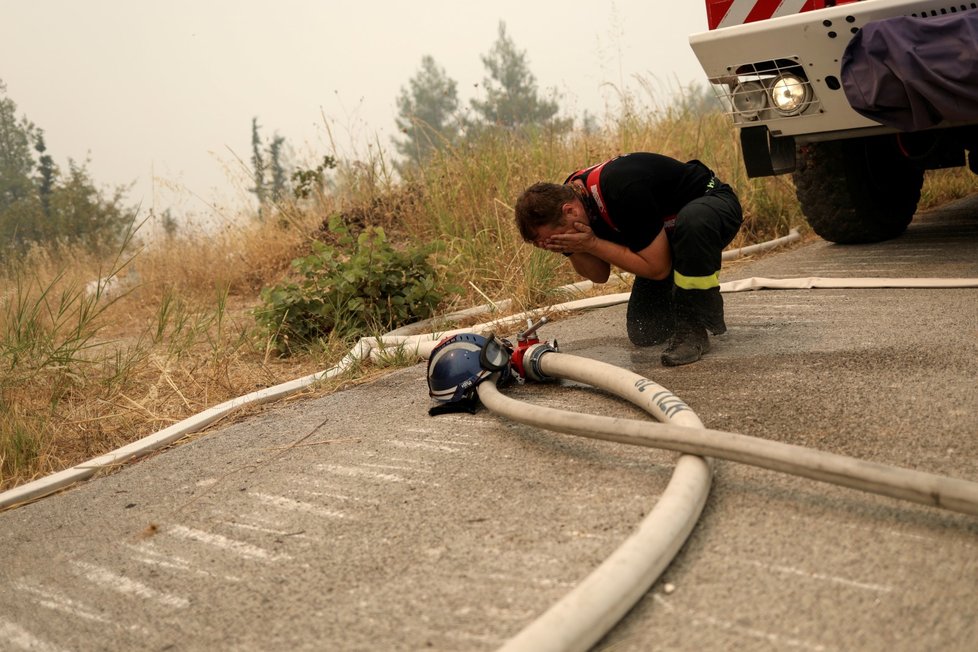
[268,134,287,202]
[251,117,267,217]
[160,207,178,239]
[250,118,291,216]
[394,55,461,165]
[470,22,566,130]
[0,81,38,215]
[0,80,134,256]
[34,130,56,217]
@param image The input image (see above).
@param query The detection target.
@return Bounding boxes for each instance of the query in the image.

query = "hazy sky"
[1,1,710,223]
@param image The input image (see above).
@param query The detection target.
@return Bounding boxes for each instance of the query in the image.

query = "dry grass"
[0,211,337,491]
[920,167,978,210]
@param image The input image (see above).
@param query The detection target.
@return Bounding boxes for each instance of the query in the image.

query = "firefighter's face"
[533,199,587,247]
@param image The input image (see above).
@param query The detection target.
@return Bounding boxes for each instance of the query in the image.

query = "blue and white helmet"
[427,333,511,403]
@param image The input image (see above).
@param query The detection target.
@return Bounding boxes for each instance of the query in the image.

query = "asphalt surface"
[2,195,977,652]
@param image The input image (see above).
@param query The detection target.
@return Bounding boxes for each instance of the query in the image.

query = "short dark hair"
[514,182,575,242]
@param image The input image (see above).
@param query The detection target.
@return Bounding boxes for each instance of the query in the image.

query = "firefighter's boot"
[694,286,727,335]
[661,288,725,366]
[661,318,709,366]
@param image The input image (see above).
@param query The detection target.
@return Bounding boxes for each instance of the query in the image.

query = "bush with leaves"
[256,216,446,354]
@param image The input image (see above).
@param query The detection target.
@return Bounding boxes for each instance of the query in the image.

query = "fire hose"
[490,344,978,517]
[470,317,978,652]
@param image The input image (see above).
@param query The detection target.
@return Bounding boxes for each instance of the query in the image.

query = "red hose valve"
[511,316,558,381]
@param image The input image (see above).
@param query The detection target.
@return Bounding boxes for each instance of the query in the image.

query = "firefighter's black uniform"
[563,152,743,365]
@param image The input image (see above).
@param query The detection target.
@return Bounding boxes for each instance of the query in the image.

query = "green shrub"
[256,216,446,354]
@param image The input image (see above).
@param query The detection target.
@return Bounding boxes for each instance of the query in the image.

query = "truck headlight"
[769,73,811,116]
[731,81,767,120]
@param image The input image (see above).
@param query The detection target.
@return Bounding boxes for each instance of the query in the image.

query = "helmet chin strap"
[428,394,480,416]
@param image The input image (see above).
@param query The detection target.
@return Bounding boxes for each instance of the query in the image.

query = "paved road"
[2,196,977,651]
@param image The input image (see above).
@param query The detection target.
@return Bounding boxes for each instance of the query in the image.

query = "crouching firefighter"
[514,152,743,366]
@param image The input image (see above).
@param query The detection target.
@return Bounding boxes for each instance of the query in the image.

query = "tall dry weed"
[0,205,333,492]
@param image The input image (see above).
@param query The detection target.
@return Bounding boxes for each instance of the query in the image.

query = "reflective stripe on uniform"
[674,270,720,290]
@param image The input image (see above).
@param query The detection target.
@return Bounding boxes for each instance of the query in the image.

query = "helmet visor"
[479,333,512,372]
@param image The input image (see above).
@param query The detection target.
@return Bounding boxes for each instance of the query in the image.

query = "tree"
[0,80,135,257]
[34,130,55,217]
[47,161,133,255]
[679,83,724,116]
[268,134,287,203]
[249,118,291,219]
[470,22,566,130]
[159,207,178,239]
[0,81,37,218]
[580,110,600,136]
[394,55,461,165]
[250,118,267,214]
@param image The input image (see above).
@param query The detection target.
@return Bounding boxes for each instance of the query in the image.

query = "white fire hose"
[477,349,978,652]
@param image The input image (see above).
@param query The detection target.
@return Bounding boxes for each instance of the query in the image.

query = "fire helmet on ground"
[427,333,509,403]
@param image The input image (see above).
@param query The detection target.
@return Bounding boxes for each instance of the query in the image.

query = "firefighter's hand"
[543,221,596,254]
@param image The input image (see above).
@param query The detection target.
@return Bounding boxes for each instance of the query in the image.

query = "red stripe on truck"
[706,0,735,30]
[744,0,784,23]
[705,0,859,31]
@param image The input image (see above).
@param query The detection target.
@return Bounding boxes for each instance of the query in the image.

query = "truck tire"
[792,136,924,244]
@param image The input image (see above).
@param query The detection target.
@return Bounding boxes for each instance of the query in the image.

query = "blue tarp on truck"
[842,12,978,131]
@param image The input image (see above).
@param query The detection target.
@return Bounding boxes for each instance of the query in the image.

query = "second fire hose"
[479,349,978,516]
[479,343,978,651]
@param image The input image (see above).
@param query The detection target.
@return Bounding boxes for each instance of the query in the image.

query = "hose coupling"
[523,342,558,382]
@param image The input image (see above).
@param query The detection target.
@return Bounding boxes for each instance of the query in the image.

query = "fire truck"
[689,0,978,243]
